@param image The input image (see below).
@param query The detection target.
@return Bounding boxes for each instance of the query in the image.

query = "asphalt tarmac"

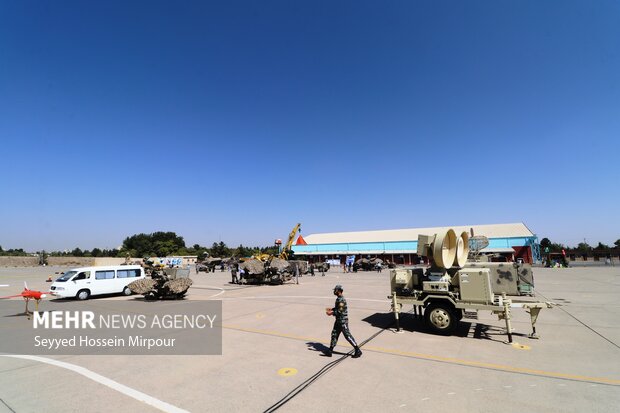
[0,264,618,412]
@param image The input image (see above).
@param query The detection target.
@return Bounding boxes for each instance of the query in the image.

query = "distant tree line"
[539,238,620,257]
[0,247,29,256]
[0,232,283,261]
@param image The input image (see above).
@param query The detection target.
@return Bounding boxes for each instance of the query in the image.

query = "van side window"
[73,271,90,281]
[117,269,140,278]
[95,270,115,280]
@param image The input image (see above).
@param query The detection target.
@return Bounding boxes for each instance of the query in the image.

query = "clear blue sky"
[1,0,619,252]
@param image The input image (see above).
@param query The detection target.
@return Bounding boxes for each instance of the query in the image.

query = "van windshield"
[56,271,77,282]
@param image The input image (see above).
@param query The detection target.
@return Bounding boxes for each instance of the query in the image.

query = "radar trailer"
[389,229,553,342]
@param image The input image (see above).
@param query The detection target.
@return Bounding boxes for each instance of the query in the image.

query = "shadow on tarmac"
[306,342,348,357]
[3,312,30,318]
[361,312,524,343]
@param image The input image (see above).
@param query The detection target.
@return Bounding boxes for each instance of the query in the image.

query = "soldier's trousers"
[330,320,358,348]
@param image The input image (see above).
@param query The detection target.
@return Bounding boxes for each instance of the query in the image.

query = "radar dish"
[469,235,489,255]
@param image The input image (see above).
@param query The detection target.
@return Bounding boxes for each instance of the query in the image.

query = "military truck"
[389,229,552,342]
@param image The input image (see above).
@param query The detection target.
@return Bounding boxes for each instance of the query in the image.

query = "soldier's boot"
[352,347,362,358]
[325,347,333,357]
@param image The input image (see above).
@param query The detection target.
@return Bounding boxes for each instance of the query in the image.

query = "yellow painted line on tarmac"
[359,344,620,386]
[222,324,620,386]
[224,324,327,345]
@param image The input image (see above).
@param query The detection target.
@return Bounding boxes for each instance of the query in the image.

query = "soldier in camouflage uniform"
[230,264,239,284]
[325,284,362,358]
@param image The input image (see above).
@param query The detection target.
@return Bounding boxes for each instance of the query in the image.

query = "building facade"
[292,223,539,265]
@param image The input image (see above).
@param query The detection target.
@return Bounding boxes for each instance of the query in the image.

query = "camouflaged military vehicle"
[310,262,330,273]
[128,267,193,300]
[237,257,308,284]
[196,257,223,273]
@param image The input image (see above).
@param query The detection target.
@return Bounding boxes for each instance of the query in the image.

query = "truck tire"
[424,302,457,335]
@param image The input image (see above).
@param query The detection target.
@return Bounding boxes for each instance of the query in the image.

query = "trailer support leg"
[391,293,402,333]
[502,293,513,343]
[527,307,541,339]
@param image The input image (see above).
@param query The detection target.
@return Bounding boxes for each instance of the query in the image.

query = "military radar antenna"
[468,235,489,259]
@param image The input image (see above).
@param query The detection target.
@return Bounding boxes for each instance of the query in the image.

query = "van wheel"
[424,302,457,335]
[122,287,132,296]
[76,289,90,300]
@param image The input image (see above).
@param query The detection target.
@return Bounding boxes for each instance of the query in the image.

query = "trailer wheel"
[425,302,457,335]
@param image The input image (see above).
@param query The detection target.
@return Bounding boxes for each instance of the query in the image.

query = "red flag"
[296,235,308,245]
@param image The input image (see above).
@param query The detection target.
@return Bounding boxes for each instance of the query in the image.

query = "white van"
[50,265,145,300]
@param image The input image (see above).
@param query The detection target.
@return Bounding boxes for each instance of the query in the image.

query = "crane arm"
[279,223,301,259]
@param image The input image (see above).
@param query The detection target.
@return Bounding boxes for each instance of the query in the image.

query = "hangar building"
[292,222,540,265]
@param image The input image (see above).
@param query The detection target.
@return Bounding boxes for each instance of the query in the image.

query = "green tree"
[122,233,152,256]
[615,239,620,249]
[71,248,83,257]
[540,238,551,248]
[234,244,252,258]
[121,232,186,257]
[151,232,186,252]
[576,242,592,252]
[550,242,565,252]
[1,248,27,256]
[260,246,279,256]
[91,248,102,257]
[209,241,231,258]
[153,240,179,257]
[594,242,610,251]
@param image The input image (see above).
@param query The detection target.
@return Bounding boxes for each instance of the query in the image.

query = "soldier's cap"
[333,284,343,291]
